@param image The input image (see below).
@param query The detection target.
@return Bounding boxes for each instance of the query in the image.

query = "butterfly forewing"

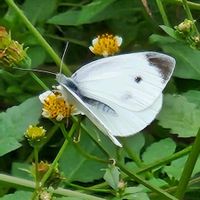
[72,52,175,111]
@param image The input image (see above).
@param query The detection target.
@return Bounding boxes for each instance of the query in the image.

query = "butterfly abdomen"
[82,96,116,115]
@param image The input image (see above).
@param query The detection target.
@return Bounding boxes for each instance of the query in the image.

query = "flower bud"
[0,26,31,68]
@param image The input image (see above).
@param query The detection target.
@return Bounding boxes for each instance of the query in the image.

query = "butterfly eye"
[134,76,142,83]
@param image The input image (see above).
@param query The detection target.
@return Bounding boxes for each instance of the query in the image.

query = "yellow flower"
[89,33,122,57]
[25,125,46,141]
[39,88,76,121]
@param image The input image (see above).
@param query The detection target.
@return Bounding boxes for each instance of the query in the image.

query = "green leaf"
[142,138,176,164]
[157,94,200,137]
[150,35,200,80]
[123,186,150,200]
[163,155,200,180]
[11,162,32,180]
[23,0,57,25]
[183,90,200,109]
[59,130,107,182]
[125,162,139,172]
[0,138,21,157]
[48,0,117,26]
[0,97,42,156]
[103,165,120,190]
[27,46,46,68]
[121,133,145,155]
[147,177,168,188]
[82,118,118,158]
[159,25,181,41]
[0,191,32,200]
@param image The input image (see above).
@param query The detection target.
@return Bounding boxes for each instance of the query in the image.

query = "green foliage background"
[1,0,200,200]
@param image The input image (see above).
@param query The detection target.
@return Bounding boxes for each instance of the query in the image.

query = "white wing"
[72,52,175,111]
[57,78,122,147]
[57,74,162,147]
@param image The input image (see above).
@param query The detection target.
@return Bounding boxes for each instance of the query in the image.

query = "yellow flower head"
[89,33,122,57]
[25,125,46,141]
[39,89,76,121]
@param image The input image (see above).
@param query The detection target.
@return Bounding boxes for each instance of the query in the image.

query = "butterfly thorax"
[56,73,116,115]
[56,74,80,95]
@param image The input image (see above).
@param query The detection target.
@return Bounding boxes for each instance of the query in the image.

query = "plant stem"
[175,129,200,199]
[117,163,178,200]
[165,0,200,10]
[45,34,88,47]
[40,122,77,187]
[5,0,71,76]
[0,174,105,200]
[182,0,199,35]
[30,72,49,90]
[31,145,39,200]
[121,137,152,179]
[156,0,171,27]
[136,145,192,174]
[34,145,39,189]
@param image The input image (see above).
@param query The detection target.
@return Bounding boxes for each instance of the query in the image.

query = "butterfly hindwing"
[85,94,163,137]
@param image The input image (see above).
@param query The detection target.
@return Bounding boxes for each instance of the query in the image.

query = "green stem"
[74,143,108,164]
[0,174,105,200]
[31,145,39,200]
[34,146,39,189]
[30,72,49,90]
[156,0,171,27]
[66,182,110,193]
[40,122,77,187]
[175,129,200,199]
[45,34,88,47]
[182,0,199,35]
[165,0,200,10]
[136,145,192,174]
[117,163,178,200]
[121,138,152,179]
[150,176,200,198]
[5,0,71,76]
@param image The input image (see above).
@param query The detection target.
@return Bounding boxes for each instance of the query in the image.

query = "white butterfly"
[56,52,175,147]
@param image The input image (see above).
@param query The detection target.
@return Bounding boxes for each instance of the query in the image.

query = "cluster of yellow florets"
[89,33,122,57]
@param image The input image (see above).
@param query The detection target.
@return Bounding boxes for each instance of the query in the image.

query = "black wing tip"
[145,52,175,81]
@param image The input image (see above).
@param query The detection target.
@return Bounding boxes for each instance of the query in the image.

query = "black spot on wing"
[146,53,174,81]
[135,76,142,83]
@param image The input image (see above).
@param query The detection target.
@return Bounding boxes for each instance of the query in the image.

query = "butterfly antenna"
[13,67,56,75]
[60,42,69,74]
